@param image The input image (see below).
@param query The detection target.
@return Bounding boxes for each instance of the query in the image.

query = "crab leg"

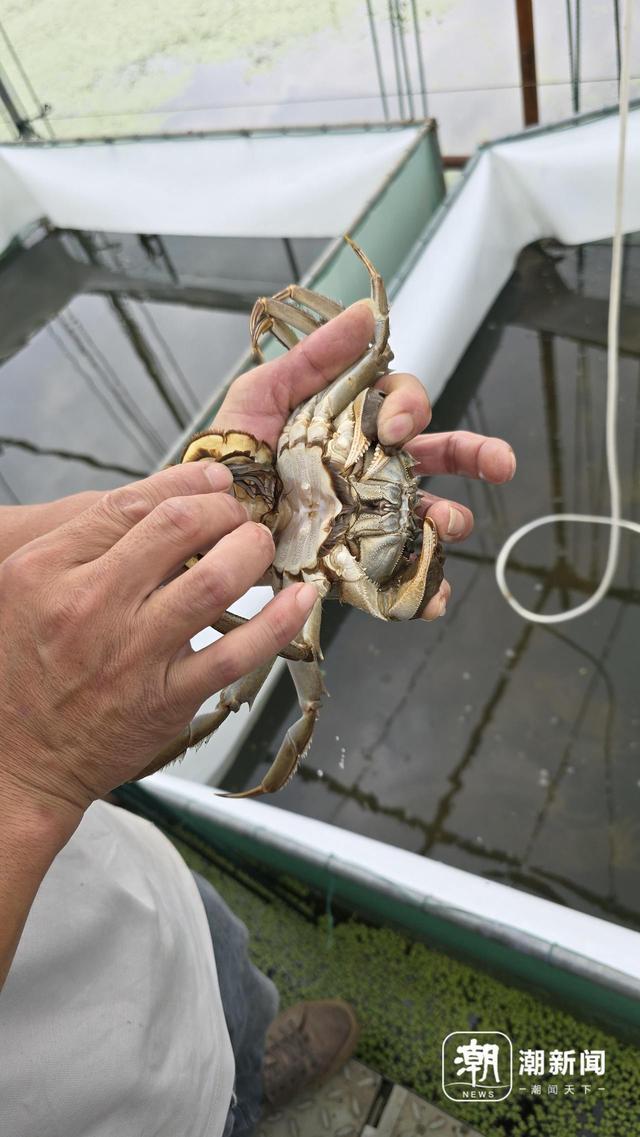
[135,660,278,780]
[251,287,343,356]
[224,657,325,798]
[210,611,312,662]
[222,587,326,796]
[308,239,391,432]
[137,588,326,786]
[275,285,344,320]
[250,240,391,436]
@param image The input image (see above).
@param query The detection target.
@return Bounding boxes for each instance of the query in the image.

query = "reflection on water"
[0,229,327,503]
[225,235,640,932]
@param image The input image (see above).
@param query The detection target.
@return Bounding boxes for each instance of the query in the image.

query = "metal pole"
[393,0,415,119]
[282,237,301,281]
[565,0,580,113]
[515,0,539,126]
[0,19,53,138]
[387,0,406,118]
[410,0,428,117]
[575,0,582,112]
[366,0,390,120]
[613,0,622,85]
[0,67,35,139]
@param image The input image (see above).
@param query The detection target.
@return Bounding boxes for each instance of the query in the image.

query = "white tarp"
[0,127,420,249]
[148,771,640,996]
[390,106,640,401]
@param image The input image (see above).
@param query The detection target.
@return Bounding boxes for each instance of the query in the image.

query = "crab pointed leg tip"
[215,784,265,800]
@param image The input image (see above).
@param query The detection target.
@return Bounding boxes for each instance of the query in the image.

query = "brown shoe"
[262,998,360,1109]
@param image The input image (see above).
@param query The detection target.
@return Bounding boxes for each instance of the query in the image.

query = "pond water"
[222,234,640,934]
[0,229,326,503]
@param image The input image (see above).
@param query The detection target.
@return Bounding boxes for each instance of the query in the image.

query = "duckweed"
[172,835,640,1137]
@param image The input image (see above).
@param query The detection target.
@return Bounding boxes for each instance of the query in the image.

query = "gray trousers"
[192,872,280,1137]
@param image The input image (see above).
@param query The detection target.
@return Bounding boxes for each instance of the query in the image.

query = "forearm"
[0,491,105,562]
[0,786,80,990]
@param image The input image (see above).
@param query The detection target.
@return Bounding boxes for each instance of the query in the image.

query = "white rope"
[495,0,637,625]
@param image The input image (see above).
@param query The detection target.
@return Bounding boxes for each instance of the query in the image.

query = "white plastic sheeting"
[0,153,42,255]
[148,772,640,997]
[0,127,420,251]
[390,106,640,401]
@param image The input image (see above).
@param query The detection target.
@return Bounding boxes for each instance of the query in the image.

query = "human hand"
[212,301,516,619]
[0,461,318,828]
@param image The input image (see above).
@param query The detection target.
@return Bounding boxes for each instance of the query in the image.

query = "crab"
[155,239,444,796]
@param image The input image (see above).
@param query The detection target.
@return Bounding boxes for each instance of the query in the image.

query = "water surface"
[0,229,326,502]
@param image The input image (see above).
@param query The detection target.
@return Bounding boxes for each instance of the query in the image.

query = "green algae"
[1,0,363,140]
[172,834,640,1137]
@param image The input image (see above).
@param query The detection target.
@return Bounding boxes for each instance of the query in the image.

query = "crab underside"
[144,239,444,796]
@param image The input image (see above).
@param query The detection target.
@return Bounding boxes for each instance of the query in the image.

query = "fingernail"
[347,298,373,315]
[425,593,447,621]
[446,506,464,537]
[507,448,517,480]
[203,461,233,488]
[295,582,318,612]
[380,412,413,445]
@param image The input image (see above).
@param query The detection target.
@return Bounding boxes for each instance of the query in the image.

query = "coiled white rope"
[495,0,640,625]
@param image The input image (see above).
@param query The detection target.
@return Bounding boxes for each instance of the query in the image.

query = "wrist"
[0,771,84,992]
[0,772,84,866]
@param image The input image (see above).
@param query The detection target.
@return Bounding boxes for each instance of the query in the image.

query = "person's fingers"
[142,521,276,651]
[211,300,375,448]
[416,491,474,542]
[405,431,516,483]
[97,492,250,603]
[419,578,451,622]
[172,582,318,709]
[375,372,432,446]
[43,461,234,567]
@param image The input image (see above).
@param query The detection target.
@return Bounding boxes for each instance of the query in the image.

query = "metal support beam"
[515,0,539,126]
[84,270,256,314]
[0,69,35,139]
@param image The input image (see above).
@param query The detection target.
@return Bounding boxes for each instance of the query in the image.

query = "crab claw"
[384,516,444,620]
[324,515,444,623]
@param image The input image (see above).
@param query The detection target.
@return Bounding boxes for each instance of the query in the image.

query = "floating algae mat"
[165,829,640,1137]
[227,235,640,936]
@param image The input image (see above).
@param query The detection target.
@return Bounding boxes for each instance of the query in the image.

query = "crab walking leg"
[287,574,328,658]
[252,298,321,343]
[224,657,326,798]
[210,611,313,662]
[324,516,441,621]
[251,287,343,343]
[223,587,326,797]
[135,660,278,781]
[250,289,343,356]
[272,285,344,321]
[307,241,392,436]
